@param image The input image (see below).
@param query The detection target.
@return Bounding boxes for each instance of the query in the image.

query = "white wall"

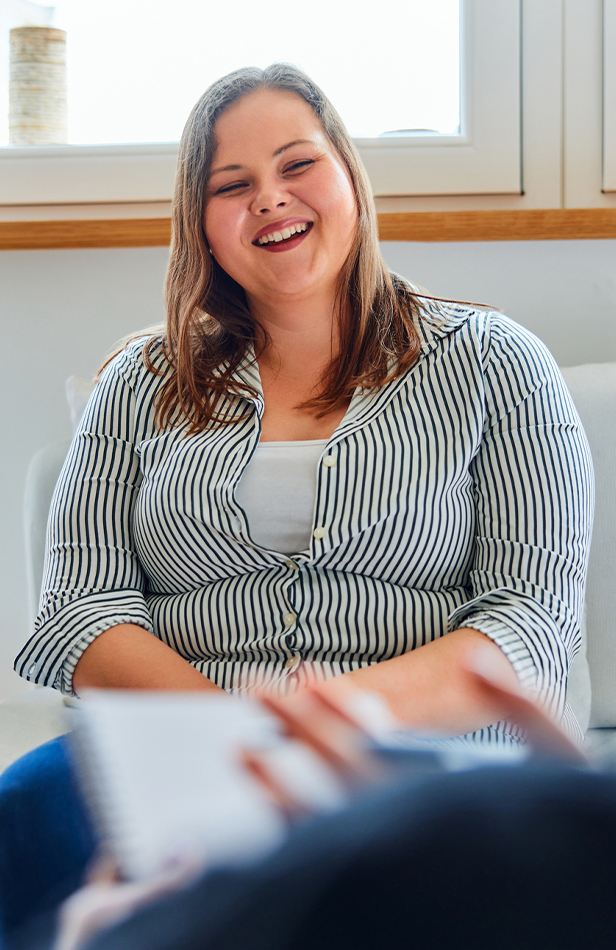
[1,238,615,700]
[380,239,616,367]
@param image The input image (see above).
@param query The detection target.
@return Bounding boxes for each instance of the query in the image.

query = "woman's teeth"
[257,222,308,245]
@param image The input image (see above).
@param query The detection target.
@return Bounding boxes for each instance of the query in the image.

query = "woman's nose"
[250,179,290,216]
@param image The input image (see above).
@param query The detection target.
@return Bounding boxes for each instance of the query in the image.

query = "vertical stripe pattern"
[15,299,594,746]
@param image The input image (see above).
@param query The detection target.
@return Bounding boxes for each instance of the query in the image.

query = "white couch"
[2,363,615,770]
[560,363,616,762]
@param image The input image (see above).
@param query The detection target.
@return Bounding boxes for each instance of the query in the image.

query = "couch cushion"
[566,609,591,734]
[23,439,72,628]
[0,688,67,773]
[560,363,616,728]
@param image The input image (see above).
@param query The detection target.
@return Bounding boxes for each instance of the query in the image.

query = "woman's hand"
[72,624,223,694]
[320,628,527,738]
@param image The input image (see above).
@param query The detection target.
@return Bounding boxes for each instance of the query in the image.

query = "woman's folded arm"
[72,623,223,693]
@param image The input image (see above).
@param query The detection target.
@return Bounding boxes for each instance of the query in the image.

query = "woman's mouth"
[254,222,313,252]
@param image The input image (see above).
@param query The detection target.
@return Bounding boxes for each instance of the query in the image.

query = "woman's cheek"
[212,211,247,263]
[210,232,249,283]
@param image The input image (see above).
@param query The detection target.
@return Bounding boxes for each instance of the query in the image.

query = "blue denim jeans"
[0,736,97,942]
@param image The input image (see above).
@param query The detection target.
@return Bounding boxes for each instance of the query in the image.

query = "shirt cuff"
[448,607,539,693]
[56,613,155,696]
[18,590,154,696]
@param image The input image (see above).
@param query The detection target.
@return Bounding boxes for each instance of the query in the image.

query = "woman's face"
[203,88,358,311]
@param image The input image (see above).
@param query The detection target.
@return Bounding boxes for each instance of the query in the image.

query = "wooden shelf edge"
[377,209,616,242]
[2,209,616,250]
[0,217,172,250]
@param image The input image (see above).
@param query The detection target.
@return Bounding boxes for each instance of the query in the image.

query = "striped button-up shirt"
[15,299,593,746]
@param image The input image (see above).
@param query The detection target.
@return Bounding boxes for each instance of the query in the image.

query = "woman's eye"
[285,159,314,173]
[215,182,247,194]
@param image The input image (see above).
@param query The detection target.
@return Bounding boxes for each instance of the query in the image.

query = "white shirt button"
[313,526,326,540]
[285,559,298,571]
[323,455,336,468]
[27,663,37,676]
[283,612,296,627]
[285,655,301,669]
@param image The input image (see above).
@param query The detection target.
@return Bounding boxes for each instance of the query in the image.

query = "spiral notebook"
[71,691,346,881]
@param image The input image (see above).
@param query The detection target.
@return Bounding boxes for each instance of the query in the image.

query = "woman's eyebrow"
[209,163,243,177]
[273,138,312,156]
[209,139,314,177]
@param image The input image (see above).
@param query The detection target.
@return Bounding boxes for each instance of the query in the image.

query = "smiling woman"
[4,62,594,937]
[156,66,424,444]
[16,64,592,747]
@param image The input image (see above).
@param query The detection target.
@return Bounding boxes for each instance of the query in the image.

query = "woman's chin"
[246,267,336,306]
[255,282,332,308]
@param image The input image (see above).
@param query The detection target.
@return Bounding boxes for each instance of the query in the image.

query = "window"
[0,0,522,204]
[359,0,522,196]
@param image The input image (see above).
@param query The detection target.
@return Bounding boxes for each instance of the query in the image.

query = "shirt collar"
[230,349,264,413]
[228,298,477,432]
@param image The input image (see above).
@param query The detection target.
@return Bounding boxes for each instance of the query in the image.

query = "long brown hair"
[146,63,424,433]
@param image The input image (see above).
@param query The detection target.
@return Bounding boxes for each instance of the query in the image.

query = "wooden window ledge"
[2,209,616,250]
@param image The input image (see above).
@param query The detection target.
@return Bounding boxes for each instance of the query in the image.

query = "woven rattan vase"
[9,26,67,145]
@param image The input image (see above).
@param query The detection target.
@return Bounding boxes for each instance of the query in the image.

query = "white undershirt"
[235,439,329,554]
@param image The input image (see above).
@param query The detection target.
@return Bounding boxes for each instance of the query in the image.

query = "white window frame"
[0,0,522,205]
[359,0,522,197]
[603,0,616,191]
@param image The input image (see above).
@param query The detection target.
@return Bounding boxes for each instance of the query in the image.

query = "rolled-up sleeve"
[14,345,155,695]
[448,315,594,720]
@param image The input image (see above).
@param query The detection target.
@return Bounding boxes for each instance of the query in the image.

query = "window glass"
[0,0,460,146]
